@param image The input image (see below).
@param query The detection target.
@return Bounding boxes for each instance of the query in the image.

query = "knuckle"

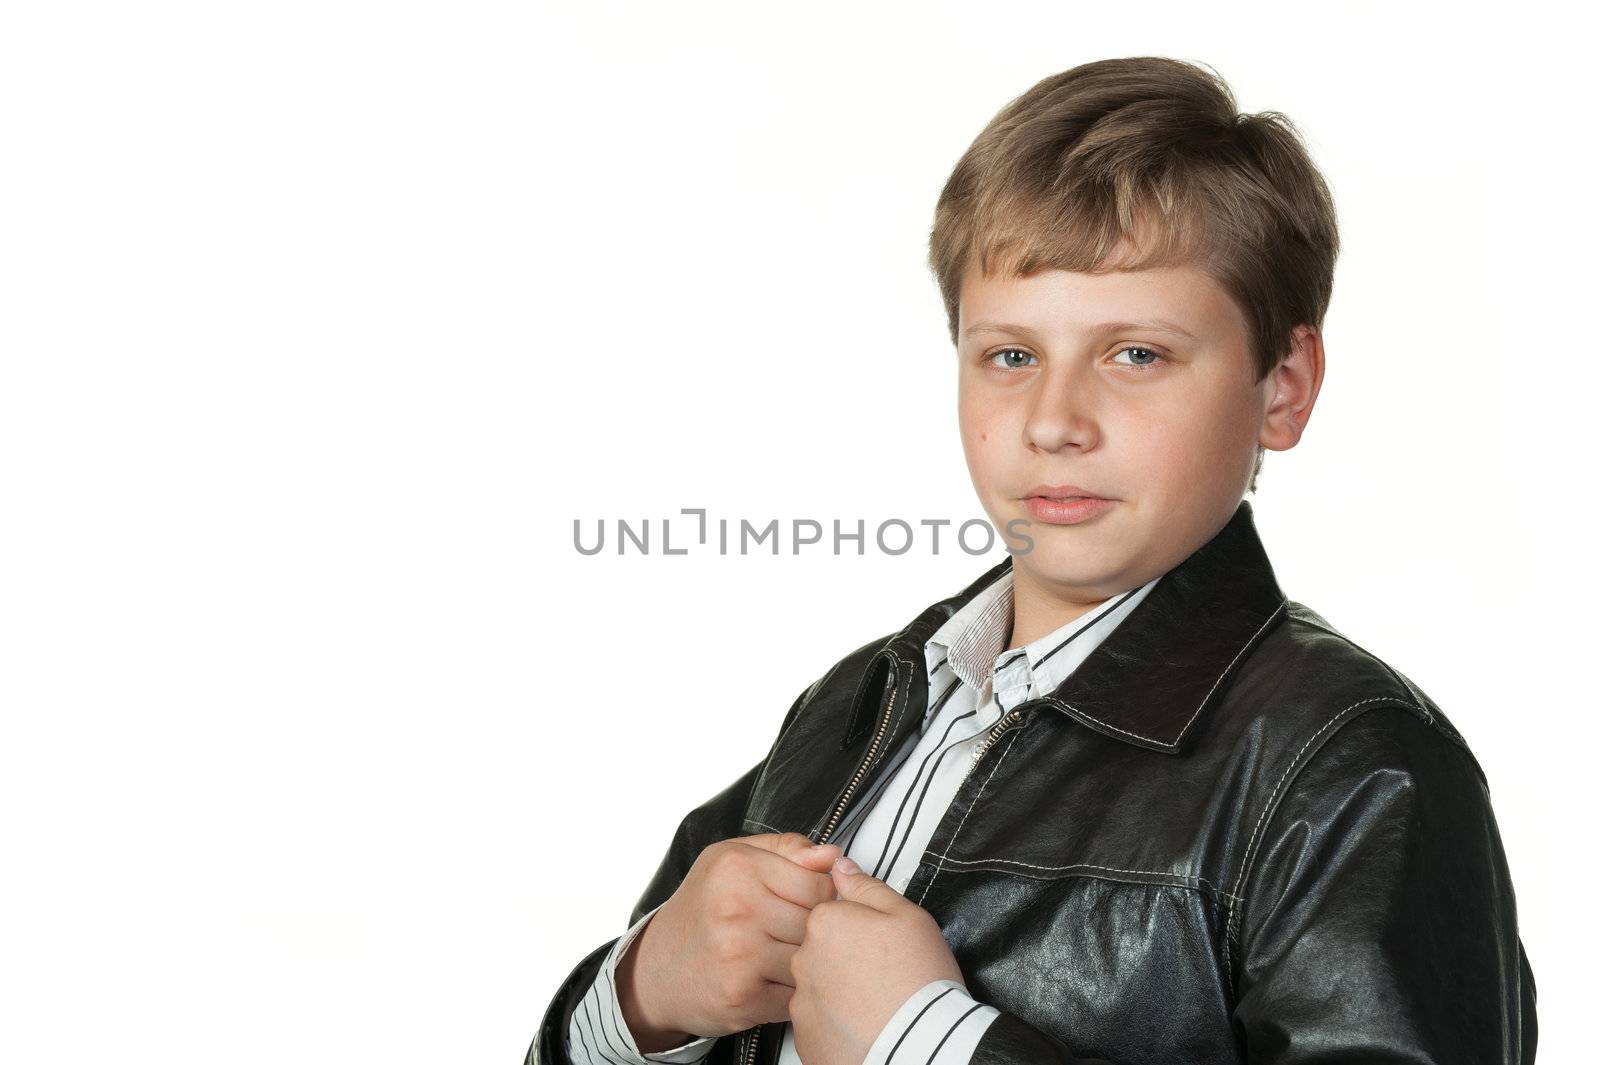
[707,924,742,963]
[714,842,753,876]
[695,840,730,873]
[711,977,741,1013]
[707,892,748,925]
[713,970,753,1013]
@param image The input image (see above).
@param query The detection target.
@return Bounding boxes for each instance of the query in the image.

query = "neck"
[1007,561,1121,650]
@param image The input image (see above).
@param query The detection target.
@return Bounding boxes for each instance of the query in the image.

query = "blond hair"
[928,57,1340,491]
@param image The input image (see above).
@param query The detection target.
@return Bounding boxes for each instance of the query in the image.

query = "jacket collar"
[882,497,1288,755]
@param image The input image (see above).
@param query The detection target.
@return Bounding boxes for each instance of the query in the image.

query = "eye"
[1110,345,1166,371]
[987,347,1038,370]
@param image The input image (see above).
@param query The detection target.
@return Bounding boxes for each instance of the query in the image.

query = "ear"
[1260,324,1324,452]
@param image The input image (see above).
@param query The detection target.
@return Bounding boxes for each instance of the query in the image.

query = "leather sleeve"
[522,679,822,1065]
[526,938,618,1065]
[967,703,1537,1065]
[968,1010,1119,1064]
[1228,703,1537,1063]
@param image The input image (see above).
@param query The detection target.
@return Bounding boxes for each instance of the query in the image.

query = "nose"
[1023,359,1100,454]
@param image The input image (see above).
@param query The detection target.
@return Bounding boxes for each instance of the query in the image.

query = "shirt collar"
[924,567,1162,715]
[874,498,1288,754]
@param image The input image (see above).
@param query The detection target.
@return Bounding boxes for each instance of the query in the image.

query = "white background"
[2,2,1592,1061]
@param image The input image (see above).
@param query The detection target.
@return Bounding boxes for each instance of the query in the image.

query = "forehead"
[958,260,1244,344]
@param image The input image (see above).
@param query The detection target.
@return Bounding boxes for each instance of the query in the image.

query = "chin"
[1013,543,1124,588]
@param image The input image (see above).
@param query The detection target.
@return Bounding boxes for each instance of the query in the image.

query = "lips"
[1024,484,1108,502]
[1022,493,1115,525]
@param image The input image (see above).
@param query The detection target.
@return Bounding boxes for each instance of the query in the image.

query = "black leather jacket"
[528,499,1537,1064]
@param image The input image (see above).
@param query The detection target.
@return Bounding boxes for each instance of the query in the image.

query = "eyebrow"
[963,319,1200,342]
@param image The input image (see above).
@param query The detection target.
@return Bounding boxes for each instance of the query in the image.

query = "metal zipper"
[813,659,904,846]
[735,659,907,1065]
[738,1025,761,1065]
[966,705,1025,776]
[733,697,1029,1064]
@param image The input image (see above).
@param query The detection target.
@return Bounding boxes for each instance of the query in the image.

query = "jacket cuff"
[527,937,616,1065]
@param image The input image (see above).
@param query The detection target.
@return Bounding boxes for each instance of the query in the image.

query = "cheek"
[1129,391,1253,481]
[959,377,1017,432]
[967,415,998,449]
[960,405,1008,462]
[957,392,984,448]
[958,402,1008,490]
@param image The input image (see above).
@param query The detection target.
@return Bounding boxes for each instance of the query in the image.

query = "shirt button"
[892,873,911,892]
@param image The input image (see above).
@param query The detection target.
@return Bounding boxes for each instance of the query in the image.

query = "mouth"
[1022,484,1111,503]
[1020,486,1116,526]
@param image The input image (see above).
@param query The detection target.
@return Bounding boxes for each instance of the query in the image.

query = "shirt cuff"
[860,978,1001,1065]
[566,903,718,1064]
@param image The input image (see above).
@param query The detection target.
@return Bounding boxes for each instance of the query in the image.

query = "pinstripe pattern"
[566,568,1161,1065]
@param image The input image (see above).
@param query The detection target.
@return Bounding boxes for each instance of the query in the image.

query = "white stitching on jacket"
[1220,696,1425,983]
[916,728,1022,906]
[1174,602,1288,746]
[1045,601,1288,749]
[921,854,1244,903]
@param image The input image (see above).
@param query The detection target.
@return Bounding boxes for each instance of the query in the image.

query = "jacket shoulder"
[1223,687,1531,1059]
[1223,599,1486,785]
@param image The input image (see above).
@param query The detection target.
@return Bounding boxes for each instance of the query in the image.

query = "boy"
[526,56,1536,1065]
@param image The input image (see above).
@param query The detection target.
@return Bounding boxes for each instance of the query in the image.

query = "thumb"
[830,854,899,908]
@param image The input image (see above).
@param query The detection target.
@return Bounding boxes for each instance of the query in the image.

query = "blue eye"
[1111,345,1165,371]
[988,348,1038,370]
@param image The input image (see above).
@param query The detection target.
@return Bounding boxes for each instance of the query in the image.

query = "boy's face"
[957,258,1310,606]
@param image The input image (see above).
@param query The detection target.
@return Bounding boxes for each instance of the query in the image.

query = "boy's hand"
[788,855,967,1065]
[618,832,844,1050]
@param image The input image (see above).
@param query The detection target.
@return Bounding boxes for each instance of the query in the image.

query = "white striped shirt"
[566,566,1162,1065]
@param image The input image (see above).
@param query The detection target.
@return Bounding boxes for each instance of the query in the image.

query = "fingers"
[736,831,816,854]
[737,831,826,861]
[748,977,796,1026]
[787,842,844,873]
[754,937,800,990]
[735,832,842,882]
[753,890,814,947]
[744,845,844,911]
